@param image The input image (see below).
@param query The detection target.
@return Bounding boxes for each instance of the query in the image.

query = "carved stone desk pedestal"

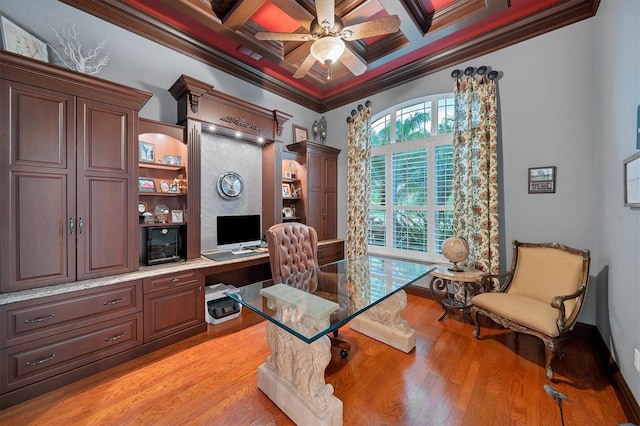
[258,285,343,426]
[349,289,415,353]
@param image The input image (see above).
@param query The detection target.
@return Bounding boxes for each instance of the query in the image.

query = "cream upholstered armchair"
[470,240,591,380]
[265,222,350,357]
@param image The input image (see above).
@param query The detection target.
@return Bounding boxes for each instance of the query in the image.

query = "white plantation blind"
[368,94,455,262]
[392,149,426,206]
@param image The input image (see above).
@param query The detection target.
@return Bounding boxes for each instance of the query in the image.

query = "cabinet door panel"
[307,152,323,192]
[80,101,132,174]
[143,284,203,342]
[6,172,74,292]
[1,82,75,293]
[323,190,337,240]
[76,98,136,280]
[9,84,73,168]
[76,177,131,279]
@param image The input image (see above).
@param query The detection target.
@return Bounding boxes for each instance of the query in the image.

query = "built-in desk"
[0,239,343,409]
[200,239,344,287]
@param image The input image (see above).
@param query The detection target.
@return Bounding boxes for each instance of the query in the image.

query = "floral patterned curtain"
[452,67,500,277]
[346,102,372,258]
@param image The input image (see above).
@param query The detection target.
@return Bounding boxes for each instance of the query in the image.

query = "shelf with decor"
[138,118,188,265]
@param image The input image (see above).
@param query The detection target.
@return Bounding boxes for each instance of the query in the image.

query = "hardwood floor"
[0,294,630,425]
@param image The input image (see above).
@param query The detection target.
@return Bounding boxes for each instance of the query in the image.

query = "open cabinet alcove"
[168,75,292,257]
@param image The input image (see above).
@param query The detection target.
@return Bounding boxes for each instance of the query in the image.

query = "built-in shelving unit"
[138,118,188,264]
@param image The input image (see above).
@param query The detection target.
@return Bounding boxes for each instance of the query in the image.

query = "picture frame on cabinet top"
[292,124,308,143]
[0,14,50,63]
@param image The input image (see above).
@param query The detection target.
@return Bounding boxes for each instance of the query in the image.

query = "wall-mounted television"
[216,214,262,250]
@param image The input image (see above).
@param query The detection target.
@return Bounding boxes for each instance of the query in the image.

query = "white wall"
[593,0,640,403]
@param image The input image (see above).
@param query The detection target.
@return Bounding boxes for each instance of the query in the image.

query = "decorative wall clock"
[217,171,244,199]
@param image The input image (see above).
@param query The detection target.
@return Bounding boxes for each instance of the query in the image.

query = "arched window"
[368,94,454,262]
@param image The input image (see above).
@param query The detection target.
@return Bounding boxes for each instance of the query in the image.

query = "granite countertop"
[0,257,214,305]
[0,239,344,306]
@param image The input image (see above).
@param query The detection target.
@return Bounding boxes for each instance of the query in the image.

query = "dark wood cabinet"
[287,141,341,241]
[0,281,143,400]
[142,270,204,342]
[0,52,150,293]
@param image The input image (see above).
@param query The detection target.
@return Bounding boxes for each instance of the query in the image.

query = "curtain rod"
[451,66,500,80]
[346,100,372,123]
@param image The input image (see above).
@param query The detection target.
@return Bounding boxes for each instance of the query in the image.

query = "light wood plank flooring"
[0,294,629,425]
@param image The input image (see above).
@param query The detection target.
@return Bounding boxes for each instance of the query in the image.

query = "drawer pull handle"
[104,331,127,342]
[171,278,180,283]
[103,298,126,305]
[24,314,55,324]
[25,354,56,367]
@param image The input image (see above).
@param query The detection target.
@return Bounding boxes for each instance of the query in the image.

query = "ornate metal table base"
[349,290,415,353]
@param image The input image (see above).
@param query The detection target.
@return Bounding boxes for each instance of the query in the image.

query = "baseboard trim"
[408,283,640,424]
[576,323,640,424]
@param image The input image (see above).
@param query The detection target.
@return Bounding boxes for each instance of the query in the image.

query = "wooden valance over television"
[169,74,291,144]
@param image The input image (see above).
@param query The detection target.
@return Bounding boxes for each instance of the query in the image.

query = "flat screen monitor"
[216,214,262,250]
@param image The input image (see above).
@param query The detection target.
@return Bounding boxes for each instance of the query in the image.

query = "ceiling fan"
[255,0,401,80]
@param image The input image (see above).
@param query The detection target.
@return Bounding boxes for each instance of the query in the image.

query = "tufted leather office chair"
[265,222,350,357]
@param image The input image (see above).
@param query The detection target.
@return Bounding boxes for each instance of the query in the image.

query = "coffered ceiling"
[62,0,599,112]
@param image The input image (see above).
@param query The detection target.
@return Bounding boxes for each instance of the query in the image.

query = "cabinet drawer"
[1,281,142,348]
[1,313,143,393]
[143,269,200,293]
[318,241,344,265]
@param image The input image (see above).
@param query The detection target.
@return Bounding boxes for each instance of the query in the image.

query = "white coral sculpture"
[51,22,110,75]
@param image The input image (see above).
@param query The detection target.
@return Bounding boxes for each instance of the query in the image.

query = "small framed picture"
[282,207,294,218]
[159,180,170,193]
[0,14,50,62]
[284,171,292,179]
[138,178,156,192]
[282,183,291,198]
[171,210,184,223]
[163,155,181,166]
[528,166,556,194]
[624,151,640,208]
[139,141,155,163]
[292,124,309,143]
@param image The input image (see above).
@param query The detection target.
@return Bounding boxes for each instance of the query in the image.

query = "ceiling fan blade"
[293,53,317,79]
[315,0,335,31]
[255,31,313,41]
[341,15,401,41]
[339,48,367,76]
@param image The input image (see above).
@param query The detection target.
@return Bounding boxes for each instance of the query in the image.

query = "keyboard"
[231,249,253,255]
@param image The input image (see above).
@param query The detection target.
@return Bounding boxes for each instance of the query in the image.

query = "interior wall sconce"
[318,116,327,144]
[311,117,328,144]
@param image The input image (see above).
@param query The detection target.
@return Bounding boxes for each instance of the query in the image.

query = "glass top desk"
[226,255,434,426]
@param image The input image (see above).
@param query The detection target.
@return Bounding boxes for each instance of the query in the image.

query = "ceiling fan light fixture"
[310,36,345,65]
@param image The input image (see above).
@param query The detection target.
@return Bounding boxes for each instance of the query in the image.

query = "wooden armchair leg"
[544,341,558,380]
[470,308,481,338]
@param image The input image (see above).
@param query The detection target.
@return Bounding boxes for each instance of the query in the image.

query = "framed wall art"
[624,151,640,208]
[0,14,50,62]
[139,141,155,163]
[528,166,556,194]
[292,124,308,143]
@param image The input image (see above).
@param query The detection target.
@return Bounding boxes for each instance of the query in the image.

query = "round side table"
[429,265,483,321]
